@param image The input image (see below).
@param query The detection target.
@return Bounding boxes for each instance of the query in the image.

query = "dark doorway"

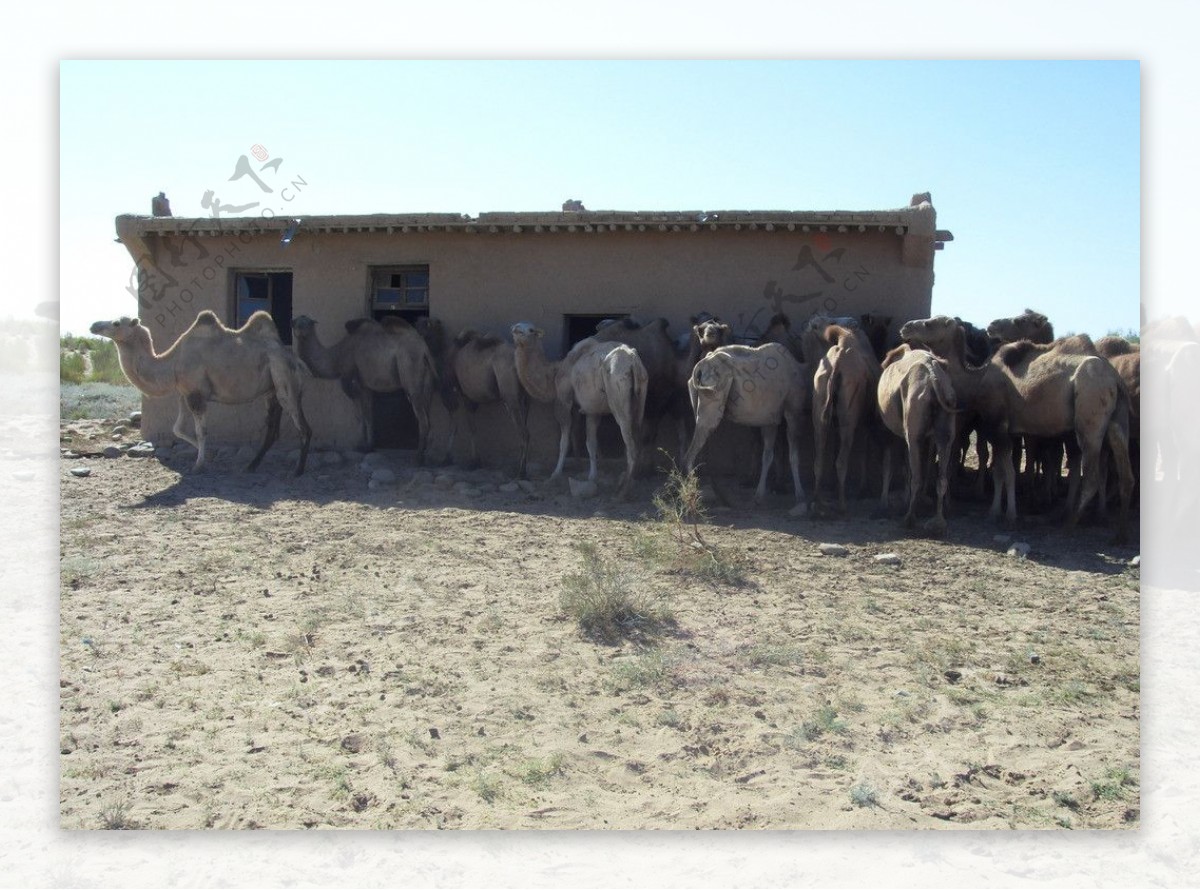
[563,313,629,350]
[234,271,293,344]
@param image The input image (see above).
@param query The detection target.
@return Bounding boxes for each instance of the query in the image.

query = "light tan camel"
[292,315,437,464]
[592,317,681,472]
[876,344,959,534]
[810,324,883,516]
[901,316,1134,541]
[510,322,648,499]
[89,311,311,475]
[683,342,809,511]
[445,329,530,476]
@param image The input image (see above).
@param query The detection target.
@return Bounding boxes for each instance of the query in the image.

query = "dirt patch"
[59,422,1140,830]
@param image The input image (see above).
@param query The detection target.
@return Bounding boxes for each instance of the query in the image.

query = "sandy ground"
[59,419,1140,831]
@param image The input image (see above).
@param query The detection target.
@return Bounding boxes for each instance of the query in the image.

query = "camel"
[901,316,1134,541]
[757,312,805,361]
[510,322,648,499]
[859,313,895,362]
[683,342,809,510]
[444,328,530,476]
[986,309,1055,346]
[591,317,680,472]
[810,324,883,516]
[291,315,437,463]
[668,316,733,461]
[876,344,959,534]
[89,311,311,475]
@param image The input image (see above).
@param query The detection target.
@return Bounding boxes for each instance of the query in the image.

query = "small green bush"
[560,542,672,642]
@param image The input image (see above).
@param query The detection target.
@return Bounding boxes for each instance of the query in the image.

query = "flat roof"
[116,205,951,242]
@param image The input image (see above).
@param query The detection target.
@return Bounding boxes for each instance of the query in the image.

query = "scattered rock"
[111,425,128,437]
[517,480,537,495]
[943,670,962,684]
[428,727,440,740]
[818,543,848,557]
[1006,542,1031,559]
[62,450,80,460]
[453,480,476,495]
[874,553,901,566]
[371,468,397,486]
[128,411,142,427]
[340,734,363,754]
[410,470,435,486]
[102,446,123,459]
[1028,653,1040,665]
[569,477,598,499]
[434,474,456,490]
[1130,555,1140,568]
[127,442,156,458]
[69,466,91,478]
[498,481,520,494]
[894,690,910,698]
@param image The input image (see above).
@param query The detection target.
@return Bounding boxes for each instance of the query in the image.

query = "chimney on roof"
[151,192,172,217]
[562,198,586,212]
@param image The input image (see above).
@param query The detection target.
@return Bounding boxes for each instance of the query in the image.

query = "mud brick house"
[114,193,952,470]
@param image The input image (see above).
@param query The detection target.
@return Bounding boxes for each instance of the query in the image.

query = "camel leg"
[289,394,312,477]
[407,386,432,467]
[903,425,922,530]
[171,397,200,453]
[584,413,601,484]
[785,412,807,513]
[812,414,829,514]
[549,402,572,482]
[754,424,778,504]
[615,411,640,501]
[1066,429,1106,530]
[504,392,531,479]
[184,392,208,473]
[247,396,282,472]
[464,403,481,469]
[834,415,856,516]
[879,443,894,513]
[683,418,719,477]
[989,435,1017,524]
[1105,418,1135,544]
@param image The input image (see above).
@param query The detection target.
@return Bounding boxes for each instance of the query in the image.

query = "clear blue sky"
[59,60,1139,337]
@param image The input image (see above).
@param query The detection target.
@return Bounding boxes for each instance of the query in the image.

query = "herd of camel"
[89,303,1149,541]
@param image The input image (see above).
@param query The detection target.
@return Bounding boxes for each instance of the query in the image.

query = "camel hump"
[195,310,222,327]
[881,343,911,369]
[767,312,791,330]
[1057,333,1097,354]
[344,317,376,335]
[454,329,502,350]
[239,311,282,337]
[997,339,1041,368]
[379,316,415,334]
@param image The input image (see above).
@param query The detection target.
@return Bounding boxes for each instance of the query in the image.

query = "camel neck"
[514,341,558,403]
[115,336,176,398]
[295,330,347,379]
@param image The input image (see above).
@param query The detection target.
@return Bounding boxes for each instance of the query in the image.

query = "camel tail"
[930,365,959,414]
[820,348,843,428]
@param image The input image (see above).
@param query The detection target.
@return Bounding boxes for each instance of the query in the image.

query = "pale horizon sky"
[58,60,1140,339]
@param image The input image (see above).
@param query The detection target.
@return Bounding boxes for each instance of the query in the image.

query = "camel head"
[900,315,962,358]
[510,322,544,348]
[89,317,146,345]
[291,315,319,339]
[694,319,731,350]
[986,309,1053,345]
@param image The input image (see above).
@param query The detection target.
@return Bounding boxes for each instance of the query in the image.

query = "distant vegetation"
[59,336,129,386]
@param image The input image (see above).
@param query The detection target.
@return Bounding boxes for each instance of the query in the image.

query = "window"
[371,266,429,310]
[234,271,293,343]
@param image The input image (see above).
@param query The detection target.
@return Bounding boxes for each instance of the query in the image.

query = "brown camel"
[901,316,1134,540]
[683,342,809,511]
[291,315,437,463]
[669,316,732,461]
[810,324,883,516]
[986,309,1055,345]
[89,311,311,475]
[876,344,959,534]
[444,328,530,476]
[510,322,648,499]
